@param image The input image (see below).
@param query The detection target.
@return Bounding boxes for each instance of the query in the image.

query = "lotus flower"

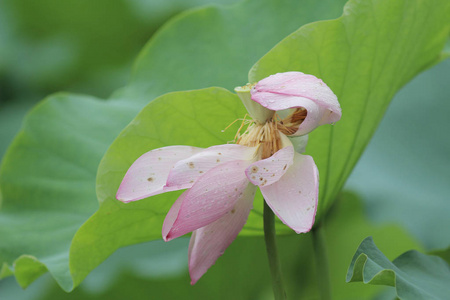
[116,72,341,284]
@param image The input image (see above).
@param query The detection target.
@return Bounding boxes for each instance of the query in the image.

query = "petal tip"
[163,228,183,242]
[189,277,199,285]
[293,224,313,234]
[117,198,130,203]
[115,190,131,203]
[115,189,141,203]
[162,225,175,242]
[162,230,175,242]
[188,261,206,285]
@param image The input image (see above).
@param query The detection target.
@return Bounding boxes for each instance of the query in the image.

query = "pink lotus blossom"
[116,72,341,284]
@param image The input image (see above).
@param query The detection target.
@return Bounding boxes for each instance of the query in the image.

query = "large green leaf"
[249,0,450,217]
[0,0,239,97]
[8,236,304,300]
[347,237,450,300]
[0,98,37,159]
[118,0,347,102]
[346,60,450,251]
[0,94,136,291]
[0,0,347,291]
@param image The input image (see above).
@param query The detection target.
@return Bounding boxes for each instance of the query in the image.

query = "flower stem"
[263,200,287,300]
[311,224,332,300]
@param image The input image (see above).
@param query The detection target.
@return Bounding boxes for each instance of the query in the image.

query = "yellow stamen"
[237,119,282,159]
[234,108,307,159]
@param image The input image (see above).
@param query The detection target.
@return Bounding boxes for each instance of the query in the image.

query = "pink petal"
[261,152,318,233]
[251,72,341,135]
[164,160,251,241]
[116,146,202,203]
[188,184,256,284]
[245,146,294,187]
[166,144,255,188]
[252,72,339,113]
[162,191,187,240]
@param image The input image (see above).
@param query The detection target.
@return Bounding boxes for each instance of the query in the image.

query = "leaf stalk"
[312,224,332,300]
[263,200,287,300]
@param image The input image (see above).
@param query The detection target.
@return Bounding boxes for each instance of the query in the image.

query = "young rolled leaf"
[0,94,134,291]
[347,237,450,300]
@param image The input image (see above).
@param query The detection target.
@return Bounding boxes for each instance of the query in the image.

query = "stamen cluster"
[236,107,306,159]
[277,108,307,135]
[236,120,282,159]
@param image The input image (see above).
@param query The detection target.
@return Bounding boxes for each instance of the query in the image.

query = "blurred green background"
[0,0,448,299]
[0,0,239,159]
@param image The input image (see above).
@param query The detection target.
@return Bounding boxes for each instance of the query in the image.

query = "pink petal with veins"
[252,72,340,113]
[188,184,256,284]
[164,160,251,241]
[251,72,341,135]
[261,152,318,233]
[245,146,294,187]
[162,191,187,240]
[258,95,330,135]
[116,146,202,203]
[166,144,256,188]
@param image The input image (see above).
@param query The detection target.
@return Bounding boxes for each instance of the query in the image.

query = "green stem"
[263,200,287,300]
[311,224,332,300]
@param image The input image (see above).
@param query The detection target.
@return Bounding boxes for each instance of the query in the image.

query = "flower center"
[235,107,307,159]
[276,108,307,135]
[236,120,282,159]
